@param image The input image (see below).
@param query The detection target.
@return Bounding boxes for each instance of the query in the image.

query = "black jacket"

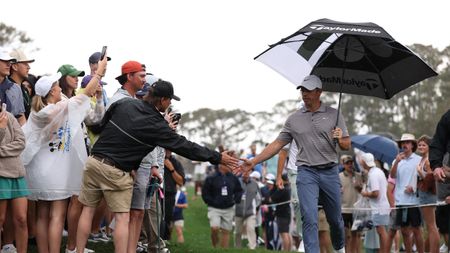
[202,171,243,209]
[164,156,185,194]
[91,98,221,172]
[430,109,450,169]
[270,184,291,219]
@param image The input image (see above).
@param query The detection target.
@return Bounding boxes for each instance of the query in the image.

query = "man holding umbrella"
[238,75,350,253]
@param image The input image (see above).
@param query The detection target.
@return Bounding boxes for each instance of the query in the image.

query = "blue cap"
[81,75,107,88]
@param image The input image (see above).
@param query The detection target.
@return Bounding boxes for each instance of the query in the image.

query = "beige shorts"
[318,209,330,231]
[174,220,184,227]
[207,206,234,231]
[78,157,134,213]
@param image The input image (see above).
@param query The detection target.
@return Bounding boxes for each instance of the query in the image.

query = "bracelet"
[169,170,175,173]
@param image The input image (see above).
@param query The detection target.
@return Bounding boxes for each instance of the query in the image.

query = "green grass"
[28,186,271,253]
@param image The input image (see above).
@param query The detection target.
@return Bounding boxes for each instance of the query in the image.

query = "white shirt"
[367,166,390,215]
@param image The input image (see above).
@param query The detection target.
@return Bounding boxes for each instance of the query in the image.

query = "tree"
[0,22,33,48]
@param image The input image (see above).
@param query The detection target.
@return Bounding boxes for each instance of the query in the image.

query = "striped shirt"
[277,103,348,167]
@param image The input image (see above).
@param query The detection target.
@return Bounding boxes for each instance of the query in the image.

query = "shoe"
[1,244,17,253]
[88,232,109,243]
[65,248,95,253]
[334,248,345,253]
[440,244,448,253]
[412,244,417,252]
[62,229,69,237]
[298,240,305,252]
[257,236,265,246]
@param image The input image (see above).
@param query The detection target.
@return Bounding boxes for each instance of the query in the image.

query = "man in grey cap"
[238,75,351,253]
[9,49,35,119]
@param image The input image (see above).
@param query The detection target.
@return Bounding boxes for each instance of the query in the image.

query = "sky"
[2,0,449,114]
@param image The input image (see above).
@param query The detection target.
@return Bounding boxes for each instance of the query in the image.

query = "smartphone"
[0,103,6,112]
[172,113,182,122]
[100,46,107,61]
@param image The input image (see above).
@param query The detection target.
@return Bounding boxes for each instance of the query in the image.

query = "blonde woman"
[0,103,28,253]
[22,55,107,253]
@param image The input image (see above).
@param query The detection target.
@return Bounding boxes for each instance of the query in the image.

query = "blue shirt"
[0,78,25,117]
[173,191,187,221]
[393,153,421,205]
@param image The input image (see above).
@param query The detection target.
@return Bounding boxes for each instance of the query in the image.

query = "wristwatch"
[169,170,175,173]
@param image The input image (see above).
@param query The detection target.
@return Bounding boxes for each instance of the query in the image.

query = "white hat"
[250,171,261,179]
[360,153,376,168]
[0,48,16,62]
[9,49,34,63]
[297,75,322,90]
[266,180,274,185]
[35,73,62,97]
[265,173,275,181]
[145,74,159,85]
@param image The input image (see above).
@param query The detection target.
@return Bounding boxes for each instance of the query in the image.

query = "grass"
[28,186,271,253]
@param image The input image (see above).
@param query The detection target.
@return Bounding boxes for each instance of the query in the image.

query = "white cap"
[265,173,275,181]
[250,171,261,179]
[35,73,62,97]
[9,49,34,63]
[266,180,274,185]
[297,75,322,90]
[0,48,16,62]
[145,74,159,85]
[360,152,376,168]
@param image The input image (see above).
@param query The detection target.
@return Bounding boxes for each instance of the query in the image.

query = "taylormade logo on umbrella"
[320,76,379,90]
[309,24,381,34]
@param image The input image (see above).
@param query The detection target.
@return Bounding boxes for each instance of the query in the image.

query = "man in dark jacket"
[76,78,239,253]
[162,150,185,240]
[202,162,243,248]
[270,173,291,251]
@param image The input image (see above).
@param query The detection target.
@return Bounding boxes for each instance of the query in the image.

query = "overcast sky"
[2,0,449,113]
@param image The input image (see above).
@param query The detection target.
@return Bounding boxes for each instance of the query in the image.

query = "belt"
[91,154,117,168]
[311,162,337,169]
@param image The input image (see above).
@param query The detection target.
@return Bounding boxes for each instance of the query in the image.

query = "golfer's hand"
[276,176,284,189]
[332,127,343,139]
[220,150,239,170]
[433,167,446,182]
[233,158,253,176]
[150,167,162,182]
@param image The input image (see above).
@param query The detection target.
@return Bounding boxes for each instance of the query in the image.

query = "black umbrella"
[255,18,438,124]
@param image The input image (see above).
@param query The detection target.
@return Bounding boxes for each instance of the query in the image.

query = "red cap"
[116,60,145,79]
[121,60,145,74]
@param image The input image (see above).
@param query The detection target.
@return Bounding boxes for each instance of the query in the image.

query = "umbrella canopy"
[255,19,437,99]
[351,134,398,165]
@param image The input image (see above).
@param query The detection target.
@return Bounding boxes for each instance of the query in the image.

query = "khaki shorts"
[174,220,184,227]
[318,209,330,231]
[78,157,134,213]
[207,206,234,231]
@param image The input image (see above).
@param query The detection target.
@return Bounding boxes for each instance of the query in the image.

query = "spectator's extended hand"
[233,157,253,176]
[220,150,239,170]
[433,167,446,182]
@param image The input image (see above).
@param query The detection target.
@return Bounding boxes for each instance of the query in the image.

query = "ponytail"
[31,95,47,112]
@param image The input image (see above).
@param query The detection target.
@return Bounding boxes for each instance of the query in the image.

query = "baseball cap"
[57,64,85,77]
[297,75,322,90]
[80,75,106,88]
[115,60,146,80]
[136,83,151,97]
[360,153,376,168]
[88,52,111,64]
[341,155,353,164]
[250,171,261,180]
[151,80,180,101]
[0,49,16,62]
[9,49,34,63]
[35,72,62,97]
[265,173,275,181]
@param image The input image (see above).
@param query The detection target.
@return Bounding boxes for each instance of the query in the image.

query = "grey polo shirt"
[277,103,348,167]
[0,78,25,117]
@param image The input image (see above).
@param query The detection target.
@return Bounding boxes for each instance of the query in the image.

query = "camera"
[172,113,181,122]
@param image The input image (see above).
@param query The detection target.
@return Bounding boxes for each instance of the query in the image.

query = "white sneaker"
[297,240,305,252]
[334,248,345,253]
[1,244,17,253]
[440,243,448,253]
[65,248,95,253]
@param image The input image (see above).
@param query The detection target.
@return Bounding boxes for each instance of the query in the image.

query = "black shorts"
[436,205,450,234]
[394,206,422,227]
[276,217,290,233]
[342,213,353,229]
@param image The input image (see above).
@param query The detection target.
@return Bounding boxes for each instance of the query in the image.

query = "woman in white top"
[22,55,107,253]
